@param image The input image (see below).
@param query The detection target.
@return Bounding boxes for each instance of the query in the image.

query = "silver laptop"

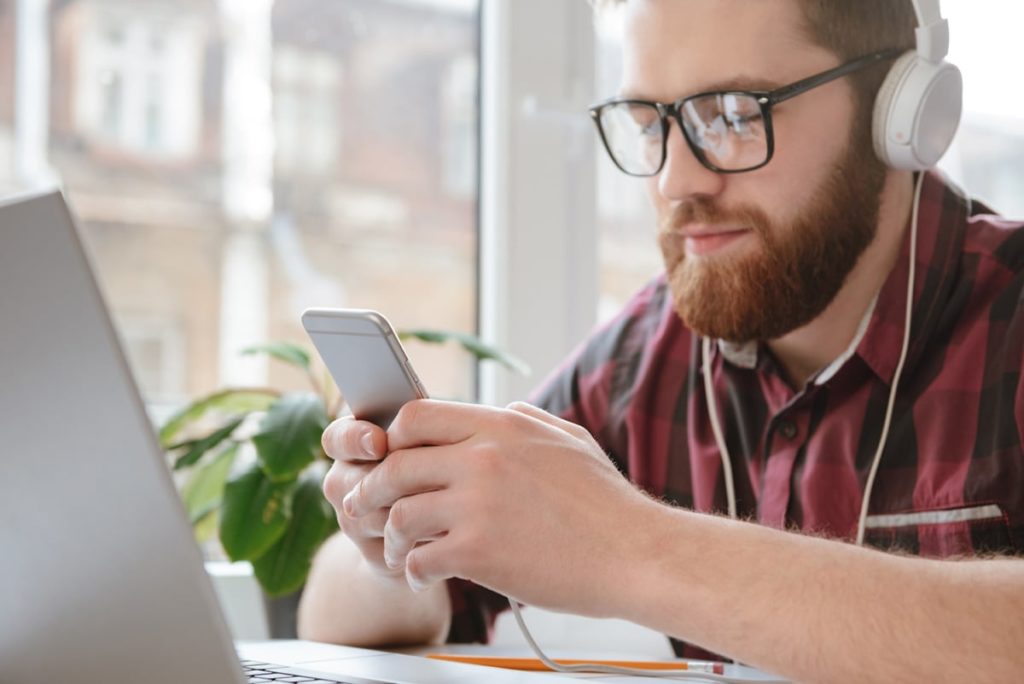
[0,191,574,684]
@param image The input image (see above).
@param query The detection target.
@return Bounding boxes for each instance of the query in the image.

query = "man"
[299,1,1024,681]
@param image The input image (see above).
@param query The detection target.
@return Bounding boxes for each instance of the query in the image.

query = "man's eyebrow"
[618,76,785,101]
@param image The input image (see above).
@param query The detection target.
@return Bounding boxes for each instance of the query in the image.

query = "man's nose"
[656,119,725,202]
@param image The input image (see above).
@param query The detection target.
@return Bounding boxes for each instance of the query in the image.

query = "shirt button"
[778,420,798,440]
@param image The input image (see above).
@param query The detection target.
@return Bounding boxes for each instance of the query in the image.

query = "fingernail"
[408,576,427,593]
[360,431,377,458]
[342,491,355,517]
[384,554,399,569]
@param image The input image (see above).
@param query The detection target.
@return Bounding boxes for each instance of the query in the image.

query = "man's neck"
[767,171,916,389]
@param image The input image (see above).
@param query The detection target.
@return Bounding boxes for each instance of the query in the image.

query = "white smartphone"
[301,308,428,429]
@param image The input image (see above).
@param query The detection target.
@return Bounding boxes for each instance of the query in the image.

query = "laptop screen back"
[0,192,244,684]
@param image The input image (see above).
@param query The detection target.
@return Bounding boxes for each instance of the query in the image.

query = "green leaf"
[252,470,338,597]
[181,443,240,523]
[241,342,311,371]
[193,507,219,545]
[398,329,531,375]
[252,393,328,481]
[159,389,278,448]
[170,417,244,470]
[219,463,294,561]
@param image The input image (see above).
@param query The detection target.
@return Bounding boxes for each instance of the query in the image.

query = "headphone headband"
[911,0,942,27]
[912,0,950,62]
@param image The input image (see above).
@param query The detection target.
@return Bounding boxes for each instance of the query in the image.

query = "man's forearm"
[622,508,1024,684]
[298,532,452,647]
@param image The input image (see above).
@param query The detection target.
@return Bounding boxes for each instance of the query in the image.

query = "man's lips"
[669,225,753,256]
[679,223,750,239]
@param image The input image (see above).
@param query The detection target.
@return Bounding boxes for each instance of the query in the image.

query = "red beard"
[658,134,887,343]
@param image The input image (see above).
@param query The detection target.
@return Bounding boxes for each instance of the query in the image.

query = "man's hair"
[799,1,917,127]
[595,0,919,130]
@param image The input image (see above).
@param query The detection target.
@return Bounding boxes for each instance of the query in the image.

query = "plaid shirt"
[447,171,1024,657]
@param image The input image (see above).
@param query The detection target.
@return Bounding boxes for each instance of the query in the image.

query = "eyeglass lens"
[598,93,769,175]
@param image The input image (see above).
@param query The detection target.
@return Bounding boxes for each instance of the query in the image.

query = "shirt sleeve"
[443,277,668,643]
[529,276,671,475]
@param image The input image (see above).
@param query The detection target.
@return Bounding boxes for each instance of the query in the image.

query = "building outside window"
[1,0,481,414]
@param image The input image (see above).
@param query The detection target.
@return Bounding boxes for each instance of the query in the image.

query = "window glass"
[0,0,481,414]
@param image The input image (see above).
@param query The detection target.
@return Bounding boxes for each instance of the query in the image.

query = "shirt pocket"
[863,503,1015,557]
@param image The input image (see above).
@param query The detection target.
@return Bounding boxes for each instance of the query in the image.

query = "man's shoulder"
[529,274,693,410]
[961,206,1024,275]
[583,273,690,366]
[529,274,695,457]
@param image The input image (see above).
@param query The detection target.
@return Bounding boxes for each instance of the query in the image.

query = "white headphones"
[873,0,963,170]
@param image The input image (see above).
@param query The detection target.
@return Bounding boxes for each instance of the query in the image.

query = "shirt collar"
[717,170,970,387]
[717,294,876,385]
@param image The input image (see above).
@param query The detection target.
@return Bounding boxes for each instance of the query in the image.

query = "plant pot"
[262,587,303,639]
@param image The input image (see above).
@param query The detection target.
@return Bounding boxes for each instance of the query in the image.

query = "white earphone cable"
[703,336,738,519]
[855,171,923,545]
[508,599,789,683]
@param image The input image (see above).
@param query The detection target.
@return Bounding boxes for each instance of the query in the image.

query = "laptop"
[0,191,573,684]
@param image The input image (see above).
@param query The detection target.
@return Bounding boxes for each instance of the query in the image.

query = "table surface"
[239,639,790,683]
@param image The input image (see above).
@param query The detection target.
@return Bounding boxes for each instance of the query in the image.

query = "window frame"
[478,0,598,406]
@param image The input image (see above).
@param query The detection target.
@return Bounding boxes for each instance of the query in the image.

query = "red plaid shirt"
[447,172,1024,657]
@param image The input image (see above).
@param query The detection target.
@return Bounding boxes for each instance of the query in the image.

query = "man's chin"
[666,261,783,343]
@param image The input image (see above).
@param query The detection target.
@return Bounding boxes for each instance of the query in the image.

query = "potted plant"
[159,330,526,636]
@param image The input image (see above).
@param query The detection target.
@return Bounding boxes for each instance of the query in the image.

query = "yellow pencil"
[425,653,725,674]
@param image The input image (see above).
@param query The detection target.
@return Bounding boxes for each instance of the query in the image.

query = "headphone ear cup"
[873,51,918,167]
[873,51,963,170]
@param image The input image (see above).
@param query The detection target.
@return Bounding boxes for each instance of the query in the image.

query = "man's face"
[621,0,888,342]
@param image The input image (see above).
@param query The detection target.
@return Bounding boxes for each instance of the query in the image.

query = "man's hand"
[339,399,660,616]
[303,415,452,647]
[321,416,403,579]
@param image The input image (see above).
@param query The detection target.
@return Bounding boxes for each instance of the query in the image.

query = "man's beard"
[658,133,888,343]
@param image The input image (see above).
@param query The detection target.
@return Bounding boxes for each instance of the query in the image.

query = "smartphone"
[301,308,428,429]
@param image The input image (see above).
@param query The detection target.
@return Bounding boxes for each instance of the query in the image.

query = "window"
[442,54,477,199]
[941,1,1024,217]
[1,0,481,414]
[70,7,203,159]
[274,46,340,176]
[98,68,122,137]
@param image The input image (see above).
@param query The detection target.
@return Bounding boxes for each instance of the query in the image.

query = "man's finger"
[322,416,387,463]
[387,399,500,451]
[322,461,374,510]
[343,445,457,517]
[404,535,462,592]
[339,506,389,540]
[382,490,453,570]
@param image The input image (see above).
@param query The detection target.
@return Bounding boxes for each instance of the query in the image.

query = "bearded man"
[301,1,1024,681]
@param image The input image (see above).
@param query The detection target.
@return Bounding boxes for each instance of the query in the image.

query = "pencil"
[425,653,725,674]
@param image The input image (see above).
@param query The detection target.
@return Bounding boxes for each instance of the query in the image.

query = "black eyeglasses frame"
[589,48,904,176]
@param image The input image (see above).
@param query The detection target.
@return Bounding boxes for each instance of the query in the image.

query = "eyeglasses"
[589,49,902,176]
